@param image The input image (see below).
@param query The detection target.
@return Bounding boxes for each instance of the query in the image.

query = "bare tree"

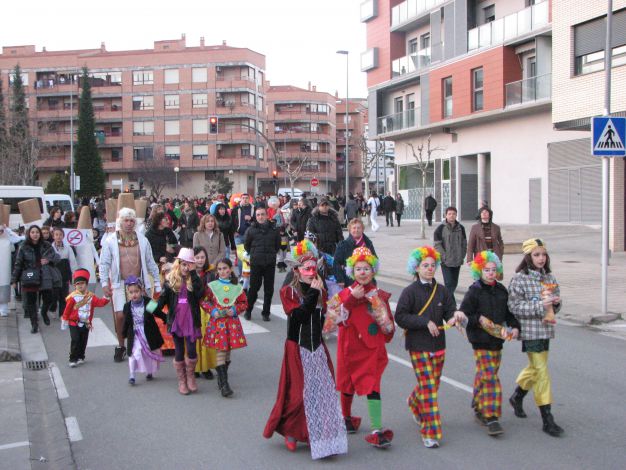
[406,135,444,239]
[278,154,311,196]
[358,136,386,201]
[133,146,180,199]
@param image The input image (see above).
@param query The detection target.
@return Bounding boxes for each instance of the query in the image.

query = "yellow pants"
[516,351,552,406]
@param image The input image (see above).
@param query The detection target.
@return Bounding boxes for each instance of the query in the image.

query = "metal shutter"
[549,169,569,222]
[575,9,626,57]
[580,166,602,223]
[529,178,542,224]
[461,174,478,221]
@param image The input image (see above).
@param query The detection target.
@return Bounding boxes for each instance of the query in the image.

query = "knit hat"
[73,269,90,284]
[291,239,318,265]
[176,247,196,264]
[470,250,503,280]
[346,247,379,279]
[522,238,547,255]
[406,246,441,274]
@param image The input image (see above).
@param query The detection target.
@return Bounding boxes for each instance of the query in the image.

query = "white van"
[277,187,303,197]
[45,194,75,215]
[0,186,49,229]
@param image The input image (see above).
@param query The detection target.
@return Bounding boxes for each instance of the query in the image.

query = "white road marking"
[65,417,83,442]
[0,441,29,451]
[240,318,269,335]
[599,332,626,341]
[86,318,118,347]
[49,363,69,399]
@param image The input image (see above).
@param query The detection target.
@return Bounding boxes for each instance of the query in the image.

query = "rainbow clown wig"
[470,250,503,280]
[346,247,379,279]
[406,246,441,275]
[291,239,319,264]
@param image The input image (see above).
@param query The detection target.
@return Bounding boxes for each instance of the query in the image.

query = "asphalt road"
[36,273,626,470]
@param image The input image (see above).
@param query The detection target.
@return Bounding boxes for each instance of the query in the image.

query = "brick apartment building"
[336,97,369,195]
[0,35,269,197]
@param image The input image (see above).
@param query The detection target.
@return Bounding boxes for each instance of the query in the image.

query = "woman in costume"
[264,240,347,459]
[507,238,563,437]
[193,246,217,381]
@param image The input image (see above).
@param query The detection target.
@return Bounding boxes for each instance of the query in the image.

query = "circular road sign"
[311,178,319,187]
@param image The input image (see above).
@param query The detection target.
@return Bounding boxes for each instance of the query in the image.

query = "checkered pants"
[408,351,445,440]
[472,349,502,419]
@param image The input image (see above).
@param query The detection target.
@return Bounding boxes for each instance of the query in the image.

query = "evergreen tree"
[74,67,104,197]
[7,65,37,185]
[0,78,7,184]
[45,173,71,194]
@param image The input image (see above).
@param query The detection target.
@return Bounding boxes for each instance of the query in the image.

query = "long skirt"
[195,307,217,372]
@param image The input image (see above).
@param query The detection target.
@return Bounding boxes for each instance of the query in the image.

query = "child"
[157,248,204,395]
[334,247,395,449]
[156,262,175,353]
[122,276,167,385]
[264,240,347,459]
[236,243,251,291]
[203,258,248,397]
[460,251,520,436]
[193,246,217,381]
[61,269,110,367]
[395,246,466,448]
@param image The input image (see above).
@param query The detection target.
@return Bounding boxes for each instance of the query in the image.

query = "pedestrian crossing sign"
[592,116,626,156]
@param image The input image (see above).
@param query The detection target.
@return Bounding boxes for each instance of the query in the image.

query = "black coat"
[11,240,61,291]
[286,284,324,352]
[145,226,178,263]
[382,196,396,212]
[395,280,456,352]
[459,280,520,351]
[333,235,377,287]
[424,196,437,212]
[232,204,254,237]
[214,204,234,241]
[244,221,280,266]
[157,270,204,330]
[122,296,168,352]
[305,208,344,255]
[290,206,312,241]
[178,211,200,247]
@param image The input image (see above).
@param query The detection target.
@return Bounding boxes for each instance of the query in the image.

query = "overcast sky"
[1,0,368,98]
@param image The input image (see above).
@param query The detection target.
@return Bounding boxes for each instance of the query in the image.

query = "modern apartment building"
[336,98,368,194]
[361,0,590,224]
[0,36,268,197]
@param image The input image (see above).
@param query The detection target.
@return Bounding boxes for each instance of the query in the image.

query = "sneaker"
[422,437,440,448]
[365,430,392,449]
[344,416,362,434]
[128,377,136,386]
[243,311,251,321]
[262,315,271,322]
[68,362,77,368]
[146,374,153,381]
[114,346,126,363]
[486,420,504,436]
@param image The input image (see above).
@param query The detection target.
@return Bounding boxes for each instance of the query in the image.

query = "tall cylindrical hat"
[135,199,148,221]
[105,199,117,222]
[117,193,135,213]
[18,199,42,224]
[0,201,8,226]
[77,206,92,230]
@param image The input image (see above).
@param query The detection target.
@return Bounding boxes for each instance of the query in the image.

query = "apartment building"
[552,0,626,250]
[361,0,589,224]
[0,36,268,197]
[336,98,368,194]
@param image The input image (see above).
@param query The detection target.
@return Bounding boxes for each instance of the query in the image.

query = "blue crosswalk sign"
[592,116,626,156]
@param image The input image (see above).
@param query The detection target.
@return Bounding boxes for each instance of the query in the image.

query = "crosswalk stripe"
[86,318,118,347]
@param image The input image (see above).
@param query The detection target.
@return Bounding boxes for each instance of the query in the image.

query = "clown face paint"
[417,257,437,282]
[481,261,498,284]
[354,261,374,285]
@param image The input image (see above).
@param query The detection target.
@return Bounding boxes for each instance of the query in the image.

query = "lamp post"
[174,166,179,195]
[337,50,349,201]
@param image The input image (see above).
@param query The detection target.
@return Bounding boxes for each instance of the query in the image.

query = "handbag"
[21,267,41,287]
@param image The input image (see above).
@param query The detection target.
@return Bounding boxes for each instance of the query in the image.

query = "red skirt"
[204,316,247,351]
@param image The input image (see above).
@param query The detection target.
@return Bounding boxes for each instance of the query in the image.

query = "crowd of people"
[0,190,564,460]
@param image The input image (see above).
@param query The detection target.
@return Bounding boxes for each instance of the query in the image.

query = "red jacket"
[62,291,110,326]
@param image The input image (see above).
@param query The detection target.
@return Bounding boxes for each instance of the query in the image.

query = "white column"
[477,153,488,207]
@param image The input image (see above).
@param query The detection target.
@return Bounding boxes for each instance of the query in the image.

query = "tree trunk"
[420,168,427,239]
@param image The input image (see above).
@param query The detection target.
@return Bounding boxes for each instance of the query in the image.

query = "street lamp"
[337,50,349,201]
[174,166,180,195]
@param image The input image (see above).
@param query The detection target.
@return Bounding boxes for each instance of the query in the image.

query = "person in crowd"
[193,246,217,381]
[145,212,178,265]
[459,251,520,436]
[214,203,235,260]
[64,211,77,229]
[382,192,396,227]
[203,258,248,397]
[61,269,110,367]
[178,200,200,248]
[46,207,65,228]
[434,207,467,298]
[244,207,280,321]
[51,227,78,319]
[394,246,466,449]
[507,239,564,437]
[475,200,490,220]
[333,219,376,290]
[93,212,107,238]
[424,194,437,227]
[395,194,405,227]
[264,240,347,459]
[367,192,380,231]
[290,198,312,242]
[121,276,166,385]
[305,198,343,256]
[467,207,504,274]
[100,208,161,363]
[232,194,254,245]
[193,214,226,276]
[0,225,24,316]
[41,225,52,244]
[267,196,288,272]
[344,195,359,224]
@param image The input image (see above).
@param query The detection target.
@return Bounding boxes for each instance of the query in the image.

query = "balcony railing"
[391,0,446,28]
[377,108,420,134]
[392,50,431,77]
[468,0,549,52]
[505,73,551,107]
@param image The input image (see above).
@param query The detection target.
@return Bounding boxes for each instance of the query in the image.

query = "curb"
[589,313,623,325]
[0,311,22,362]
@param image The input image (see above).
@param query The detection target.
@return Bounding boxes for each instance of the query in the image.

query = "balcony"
[391,0,446,29]
[392,50,431,77]
[377,108,421,135]
[468,0,549,52]
[505,73,551,107]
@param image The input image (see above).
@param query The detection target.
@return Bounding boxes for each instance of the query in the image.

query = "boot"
[41,309,51,326]
[185,357,198,393]
[509,386,528,418]
[173,360,189,395]
[539,405,564,437]
[225,360,231,372]
[217,365,233,397]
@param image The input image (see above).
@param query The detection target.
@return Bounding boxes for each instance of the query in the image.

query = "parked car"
[0,185,49,229]
[45,194,74,215]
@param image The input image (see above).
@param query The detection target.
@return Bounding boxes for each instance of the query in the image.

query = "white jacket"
[99,231,161,293]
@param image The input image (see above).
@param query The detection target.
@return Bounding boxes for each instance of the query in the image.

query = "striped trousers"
[472,349,502,419]
[407,351,445,440]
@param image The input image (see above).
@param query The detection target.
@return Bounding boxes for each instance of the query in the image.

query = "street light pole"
[70,81,74,202]
[174,166,179,195]
[337,50,349,201]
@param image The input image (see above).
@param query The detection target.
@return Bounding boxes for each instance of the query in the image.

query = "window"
[164,145,180,160]
[241,92,256,106]
[193,119,208,134]
[442,159,450,180]
[409,38,418,54]
[258,146,264,160]
[133,146,154,161]
[483,5,495,23]
[575,45,626,75]
[472,67,484,111]
[111,148,122,162]
[257,120,264,134]
[164,94,179,109]
[257,95,264,112]
[164,69,179,84]
[192,67,207,83]
[133,121,154,136]
[241,144,255,156]
[90,72,122,86]
[442,77,453,118]
[420,33,430,50]
[165,120,179,135]
[133,70,154,85]
[192,145,208,160]
[132,96,154,110]
[192,93,208,108]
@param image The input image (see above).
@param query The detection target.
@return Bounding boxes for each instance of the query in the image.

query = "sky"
[0,0,368,98]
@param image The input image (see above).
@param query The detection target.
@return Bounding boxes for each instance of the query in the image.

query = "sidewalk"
[363,219,626,324]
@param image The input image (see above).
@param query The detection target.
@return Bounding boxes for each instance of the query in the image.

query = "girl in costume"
[193,246,217,381]
[332,246,395,449]
[459,251,520,436]
[507,238,563,437]
[395,246,466,448]
[121,276,167,385]
[157,248,204,395]
[264,240,347,459]
[203,258,247,397]
[236,244,251,291]
[155,262,175,353]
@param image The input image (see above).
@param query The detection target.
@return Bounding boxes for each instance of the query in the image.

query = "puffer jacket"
[244,220,281,266]
[11,241,61,290]
[434,221,467,267]
[290,205,312,241]
[145,226,178,263]
[305,207,344,255]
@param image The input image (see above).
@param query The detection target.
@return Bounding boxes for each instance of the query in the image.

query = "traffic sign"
[310,178,319,187]
[66,229,84,246]
[592,116,626,156]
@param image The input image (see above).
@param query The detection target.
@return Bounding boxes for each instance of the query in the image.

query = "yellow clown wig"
[470,250,503,280]
[406,246,441,275]
[346,246,379,279]
[291,239,318,264]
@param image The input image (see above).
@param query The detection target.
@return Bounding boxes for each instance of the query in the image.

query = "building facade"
[336,98,368,195]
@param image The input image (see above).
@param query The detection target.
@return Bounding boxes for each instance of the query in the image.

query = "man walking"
[424,194,437,226]
[232,194,254,245]
[383,192,396,227]
[305,198,344,256]
[433,207,467,298]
